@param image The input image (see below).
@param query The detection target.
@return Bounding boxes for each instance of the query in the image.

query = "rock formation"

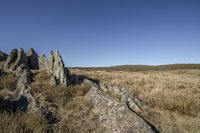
[0,48,158,133]
[27,48,39,69]
[85,82,154,133]
[38,55,48,70]
[4,48,69,86]
[5,48,28,71]
[38,50,70,86]
[0,51,8,61]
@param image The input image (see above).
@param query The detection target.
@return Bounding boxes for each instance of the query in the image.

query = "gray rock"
[0,51,8,61]
[14,48,29,70]
[85,86,153,133]
[50,75,57,86]
[99,83,145,113]
[52,50,68,85]
[48,50,54,74]
[38,55,48,70]
[4,49,18,70]
[39,50,70,86]
[5,48,29,71]
[27,48,39,69]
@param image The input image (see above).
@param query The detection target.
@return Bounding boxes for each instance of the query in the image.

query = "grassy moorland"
[72,64,200,72]
[70,67,200,133]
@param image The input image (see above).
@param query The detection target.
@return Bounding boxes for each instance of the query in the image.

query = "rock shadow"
[0,95,28,113]
[70,73,100,86]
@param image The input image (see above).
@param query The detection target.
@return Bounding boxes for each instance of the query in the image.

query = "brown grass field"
[1,62,200,133]
[70,68,200,133]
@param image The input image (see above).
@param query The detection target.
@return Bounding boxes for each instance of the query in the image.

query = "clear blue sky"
[0,0,200,67]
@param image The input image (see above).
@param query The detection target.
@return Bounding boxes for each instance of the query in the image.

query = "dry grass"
[0,72,16,91]
[0,69,104,133]
[108,90,122,102]
[71,68,200,133]
[0,61,5,69]
[0,111,47,133]
[30,70,104,133]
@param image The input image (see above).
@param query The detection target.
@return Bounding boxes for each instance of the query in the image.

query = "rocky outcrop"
[38,55,48,70]
[15,64,37,110]
[100,83,145,113]
[3,48,70,86]
[0,64,36,112]
[5,48,28,71]
[39,50,70,86]
[27,48,39,69]
[83,79,155,133]
[52,50,68,85]
[85,86,153,133]
[0,51,8,61]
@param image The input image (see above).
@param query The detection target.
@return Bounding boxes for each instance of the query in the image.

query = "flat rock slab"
[85,87,153,133]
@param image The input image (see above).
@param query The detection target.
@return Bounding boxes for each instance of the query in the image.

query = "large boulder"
[0,51,8,61]
[27,48,39,69]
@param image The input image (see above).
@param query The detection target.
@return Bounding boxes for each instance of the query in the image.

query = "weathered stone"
[48,50,54,74]
[99,83,145,113]
[52,50,68,85]
[0,51,8,61]
[5,48,28,71]
[39,50,70,86]
[27,48,39,69]
[4,49,18,70]
[85,86,153,133]
[50,75,57,86]
[38,55,48,70]
[14,48,28,69]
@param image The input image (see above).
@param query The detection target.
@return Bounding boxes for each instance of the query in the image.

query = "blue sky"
[0,0,200,67]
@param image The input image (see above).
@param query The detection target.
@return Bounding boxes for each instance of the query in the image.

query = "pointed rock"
[38,50,70,86]
[13,48,28,70]
[5,49,28,70]
[0,51,8,61]
[48,50,54,74]
[52,50,68,85]
[27,48,39,69]
[5,49,18,69]
[38,55,48,70]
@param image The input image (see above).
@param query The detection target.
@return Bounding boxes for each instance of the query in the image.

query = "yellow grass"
[71,68,200,133]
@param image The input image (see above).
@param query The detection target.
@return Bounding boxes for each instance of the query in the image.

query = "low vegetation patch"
[30,70,104,133]
[0,72,16,91]
[0,111,47,133]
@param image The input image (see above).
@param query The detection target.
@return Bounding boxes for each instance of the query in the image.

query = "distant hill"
[71,64,200,72]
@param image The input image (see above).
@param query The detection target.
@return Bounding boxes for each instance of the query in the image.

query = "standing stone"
[52,50,68,85]
[38,55,48,70]
[38,49,70,86]
[13,48,28,70]
[5,48,28,70]
[5,49,18,70]
[27,48,39,69]
[48,50,54,74]
[0,51,8,61]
